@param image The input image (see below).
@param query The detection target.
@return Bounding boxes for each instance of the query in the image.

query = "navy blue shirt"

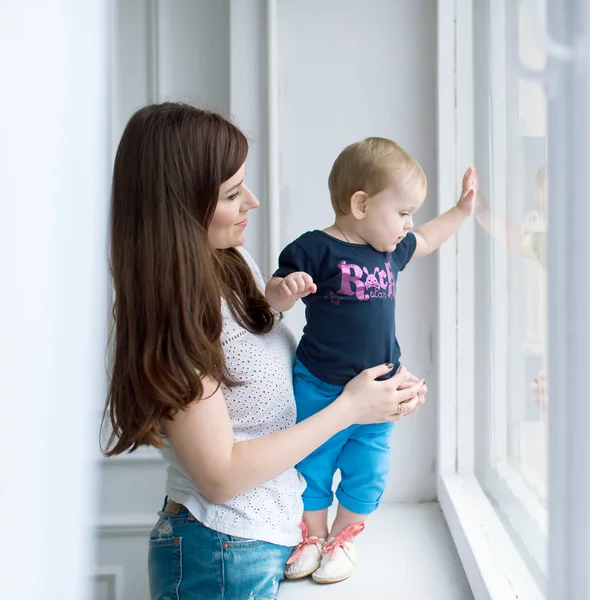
[273,230,417,385]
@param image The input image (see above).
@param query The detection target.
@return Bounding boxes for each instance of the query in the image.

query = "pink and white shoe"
[284,519,326,580]
[312,522,365,584]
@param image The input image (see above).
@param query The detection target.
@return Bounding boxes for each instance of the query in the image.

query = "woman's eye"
[228,190,242,201]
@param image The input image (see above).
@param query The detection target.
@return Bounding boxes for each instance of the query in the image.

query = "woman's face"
[208,163,260,249]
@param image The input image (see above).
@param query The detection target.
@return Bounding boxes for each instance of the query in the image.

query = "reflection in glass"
[472,0,548,587]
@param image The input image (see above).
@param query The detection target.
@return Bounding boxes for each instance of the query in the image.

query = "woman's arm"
[162,364,424,504]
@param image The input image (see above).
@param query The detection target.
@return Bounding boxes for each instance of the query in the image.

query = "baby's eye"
[399,212,410,217]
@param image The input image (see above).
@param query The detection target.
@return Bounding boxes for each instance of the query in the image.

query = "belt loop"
[163,498,182,515]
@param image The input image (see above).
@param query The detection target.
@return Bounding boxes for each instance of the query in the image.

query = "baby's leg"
[292,358,346,536]
[334,420,395,525]
[285,359,347,580]
[311,422,394,584]
[302,508,329,539]
[286,431,345,580]
[297,432,346,536]
[330,504,368,538]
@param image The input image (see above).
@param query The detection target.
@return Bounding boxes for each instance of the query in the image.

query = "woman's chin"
[234,229,247,246]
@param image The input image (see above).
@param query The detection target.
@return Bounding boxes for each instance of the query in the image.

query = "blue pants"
[294,358,395,515]
[148,500,293,600]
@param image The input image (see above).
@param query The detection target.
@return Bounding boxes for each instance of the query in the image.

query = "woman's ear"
[350,191,369,220]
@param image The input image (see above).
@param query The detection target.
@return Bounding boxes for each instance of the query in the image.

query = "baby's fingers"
[462,166,474,187]
[300,273,317,295]
[296,276,312,294]
[280,278,298,296]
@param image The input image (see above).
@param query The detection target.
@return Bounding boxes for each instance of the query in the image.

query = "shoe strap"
[323,522,365,560]
[286,518,325,565]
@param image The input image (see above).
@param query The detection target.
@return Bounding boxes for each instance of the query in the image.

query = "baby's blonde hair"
[534,164,546,192]
[328,137,426,216]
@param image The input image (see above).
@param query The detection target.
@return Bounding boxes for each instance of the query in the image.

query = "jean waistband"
[161,497,186,515]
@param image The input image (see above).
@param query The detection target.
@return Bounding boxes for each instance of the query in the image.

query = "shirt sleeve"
[272,241,316,279]
[393,232,417,271]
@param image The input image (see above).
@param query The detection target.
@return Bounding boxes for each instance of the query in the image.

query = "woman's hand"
[395,370,428,417]
[338,364,425,425]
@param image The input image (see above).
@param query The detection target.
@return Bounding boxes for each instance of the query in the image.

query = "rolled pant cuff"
[302,494,333,512]
[335,488,380,515]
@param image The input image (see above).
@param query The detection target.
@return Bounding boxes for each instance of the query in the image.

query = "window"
[436,1,552,598]
[439,0,590,597]
[472,0,548,587]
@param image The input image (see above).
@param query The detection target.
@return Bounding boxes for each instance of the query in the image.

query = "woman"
[102,102,426,600]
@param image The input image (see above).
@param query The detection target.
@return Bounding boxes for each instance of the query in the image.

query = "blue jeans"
[148,500,294,599]
[294,358,395,515]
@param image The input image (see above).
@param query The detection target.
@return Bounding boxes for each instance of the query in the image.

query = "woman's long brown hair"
[102,103,275,456]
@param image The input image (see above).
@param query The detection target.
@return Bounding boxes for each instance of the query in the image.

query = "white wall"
[101,1,438,597]
[0,2,111,599]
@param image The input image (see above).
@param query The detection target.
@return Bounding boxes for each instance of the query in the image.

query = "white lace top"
[160,247,306,546]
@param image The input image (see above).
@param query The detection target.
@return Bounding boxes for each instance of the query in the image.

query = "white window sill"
[279,502,472,600]
[438,473,545,600]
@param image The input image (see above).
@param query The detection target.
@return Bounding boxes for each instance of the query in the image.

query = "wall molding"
[97,513,156,536]
[146,0,160,101]
[94,566,124,600]
[99,445,163,464]
[266,0,280,273]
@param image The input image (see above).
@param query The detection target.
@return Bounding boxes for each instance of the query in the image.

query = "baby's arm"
[266,272,317,312]
[267,239,317,312]
[473,181,532,256]
[412,167,476,260]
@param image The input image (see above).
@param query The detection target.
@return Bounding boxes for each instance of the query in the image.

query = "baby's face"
[534,180,547,211]
[359,172,426,253]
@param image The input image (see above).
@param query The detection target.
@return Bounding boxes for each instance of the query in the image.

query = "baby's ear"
[350,190,369,219]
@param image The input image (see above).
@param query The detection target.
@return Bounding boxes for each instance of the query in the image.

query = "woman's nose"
[243,186,260,209]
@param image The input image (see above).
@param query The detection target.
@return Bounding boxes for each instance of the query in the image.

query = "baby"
[266,137,475,584]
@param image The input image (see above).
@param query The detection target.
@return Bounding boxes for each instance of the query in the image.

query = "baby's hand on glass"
[471,168,490,217]
[279,272,317,300]
[457,166,477,217]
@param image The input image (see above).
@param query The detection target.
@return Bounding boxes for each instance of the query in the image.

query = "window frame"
[480,0,549,577]
[436,1,545,597]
